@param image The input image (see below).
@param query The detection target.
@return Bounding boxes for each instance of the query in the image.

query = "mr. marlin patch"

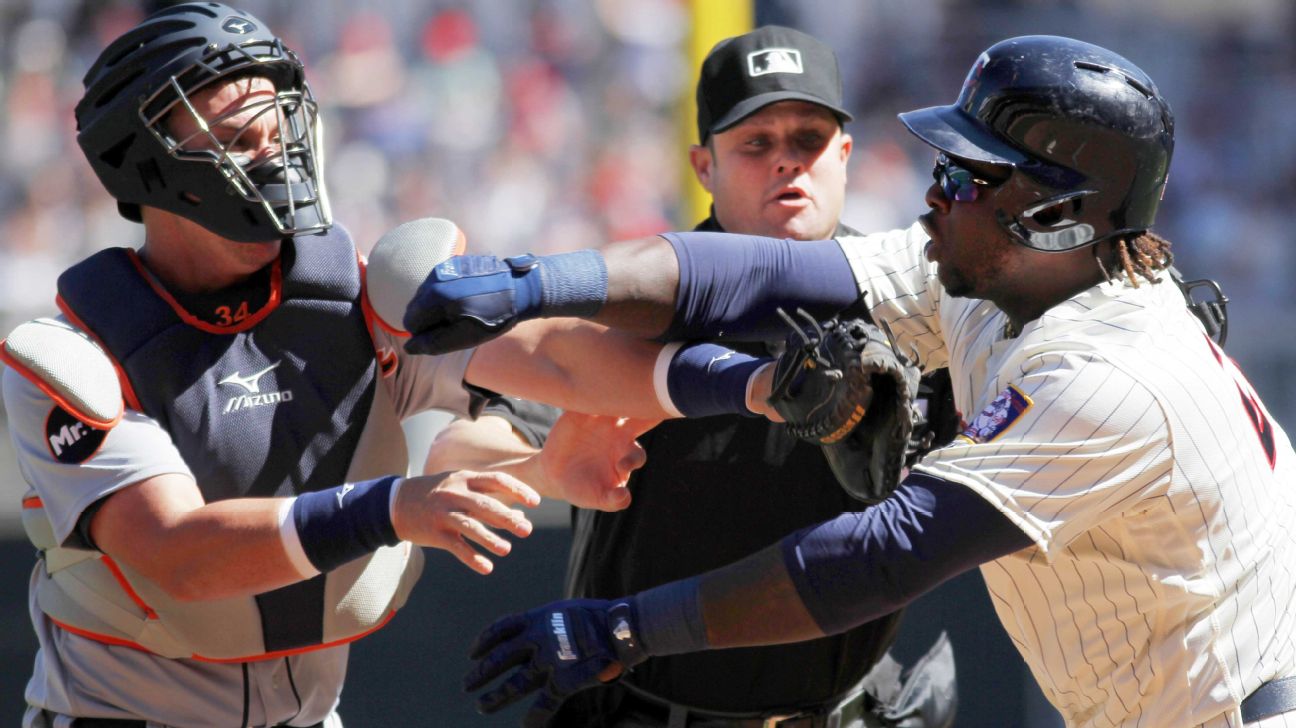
[45,405,108,463]
[957,384,1032,444]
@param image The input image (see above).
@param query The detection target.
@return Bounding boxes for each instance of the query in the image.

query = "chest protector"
[24,228,421,662]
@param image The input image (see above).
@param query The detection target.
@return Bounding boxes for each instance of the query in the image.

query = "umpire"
[431,26,957,728]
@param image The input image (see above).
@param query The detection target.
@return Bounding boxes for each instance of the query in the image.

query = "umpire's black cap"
[696,25,852,143]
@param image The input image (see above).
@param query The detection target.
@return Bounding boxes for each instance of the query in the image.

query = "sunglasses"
[932,154,1001,203]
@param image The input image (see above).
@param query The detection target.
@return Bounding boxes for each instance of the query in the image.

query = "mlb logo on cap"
[695,25,852,141]
[748,48,803,77]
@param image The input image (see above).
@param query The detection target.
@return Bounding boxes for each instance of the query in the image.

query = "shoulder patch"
[45,404,108,463]
[1,318,123,428]
[958,384,1032,444]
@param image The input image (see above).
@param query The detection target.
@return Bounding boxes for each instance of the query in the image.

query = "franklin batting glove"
[464,598,648,727]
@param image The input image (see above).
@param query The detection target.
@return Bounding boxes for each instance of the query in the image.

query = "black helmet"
[75,2,331,242]
[899,35,1174,252]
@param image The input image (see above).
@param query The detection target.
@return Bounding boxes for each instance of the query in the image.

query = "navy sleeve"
[780,472,1033,635]
[658,232,861,342]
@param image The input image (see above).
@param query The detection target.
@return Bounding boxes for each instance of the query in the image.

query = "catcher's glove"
[768,309,921,503]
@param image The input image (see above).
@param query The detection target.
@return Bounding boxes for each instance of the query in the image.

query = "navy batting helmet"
[899,35,1174,252]
[75,2,330,242]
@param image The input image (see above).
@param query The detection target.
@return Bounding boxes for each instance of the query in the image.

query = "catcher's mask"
[898,35,1174,252]
[75,2,331,242]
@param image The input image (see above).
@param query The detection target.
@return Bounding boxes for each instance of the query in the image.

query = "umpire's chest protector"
[35,228,422,662]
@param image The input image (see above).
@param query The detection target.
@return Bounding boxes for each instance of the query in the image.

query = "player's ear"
[838,131,853,164]
[689,144,714,193]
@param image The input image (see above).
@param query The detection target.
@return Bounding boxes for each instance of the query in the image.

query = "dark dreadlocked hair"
[1105,230,1173,288]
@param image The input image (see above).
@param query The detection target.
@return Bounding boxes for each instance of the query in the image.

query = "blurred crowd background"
[2,0,1295,491]
[0,2,1291,724]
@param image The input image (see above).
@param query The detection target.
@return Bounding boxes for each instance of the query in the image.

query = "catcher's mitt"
[768,309,921,503]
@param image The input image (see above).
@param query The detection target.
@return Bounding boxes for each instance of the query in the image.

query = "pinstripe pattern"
[840,225,1296,728]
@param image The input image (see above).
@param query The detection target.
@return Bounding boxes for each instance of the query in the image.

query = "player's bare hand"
[392,470,540,575]
[532,413,655,511]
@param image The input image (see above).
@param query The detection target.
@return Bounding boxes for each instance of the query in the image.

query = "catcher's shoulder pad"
[364,217,466,334]
[1,317,123,428]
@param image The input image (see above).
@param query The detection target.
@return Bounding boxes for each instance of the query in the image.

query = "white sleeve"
[837,222,950,371]
[3,368,191,546]
[913,351,1172,560]
[371,327,476,420]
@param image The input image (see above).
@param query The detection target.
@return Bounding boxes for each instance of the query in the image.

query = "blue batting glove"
[403,254,543,355]
[463,598,649,725]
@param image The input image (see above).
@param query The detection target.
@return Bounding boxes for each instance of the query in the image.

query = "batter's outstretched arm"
[404,232,861,355]
[463,475,1031,715]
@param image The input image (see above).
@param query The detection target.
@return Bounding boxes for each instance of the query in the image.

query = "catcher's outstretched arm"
[464,321,782,421]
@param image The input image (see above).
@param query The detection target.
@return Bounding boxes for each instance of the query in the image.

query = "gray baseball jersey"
[4,316,475,728]
[839,223,1296,728]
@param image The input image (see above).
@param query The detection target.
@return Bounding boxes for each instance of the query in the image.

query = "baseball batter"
[401,37,1296,727]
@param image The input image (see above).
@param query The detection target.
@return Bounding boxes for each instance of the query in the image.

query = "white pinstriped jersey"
[839,223,1296,728]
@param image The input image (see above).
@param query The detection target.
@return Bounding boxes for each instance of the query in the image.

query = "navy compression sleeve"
[658,232,861,341]
[781,472,1034,635]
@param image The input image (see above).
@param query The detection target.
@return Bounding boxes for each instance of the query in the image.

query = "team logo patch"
[958,384,1032,444]
[45,406,107,464]
[222,16,257,34]
[747,48,803,77]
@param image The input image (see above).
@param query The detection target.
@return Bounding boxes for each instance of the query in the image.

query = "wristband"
[291,475,402,573]
[508,249,608,320]
[632,576,708,656]
[665,342,767,418]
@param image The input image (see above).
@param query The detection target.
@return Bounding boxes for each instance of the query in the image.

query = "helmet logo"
[747,48,803,77]
[222,16,257,34]
[960,51,990,98]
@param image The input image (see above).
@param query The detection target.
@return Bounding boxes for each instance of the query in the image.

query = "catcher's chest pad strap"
[39,229,421,660]
[1,317,123,429]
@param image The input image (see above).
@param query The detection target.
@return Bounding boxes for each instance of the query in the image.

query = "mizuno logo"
[337,483,355,507]
[218,361,292,414]
[550,612,578,661]
[222,390,294,414]
[222,16,256,34]
[707,351,734,373]
[219,361,281,393]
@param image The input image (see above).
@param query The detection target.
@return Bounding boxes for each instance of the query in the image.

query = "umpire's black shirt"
[562,217,903,714]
